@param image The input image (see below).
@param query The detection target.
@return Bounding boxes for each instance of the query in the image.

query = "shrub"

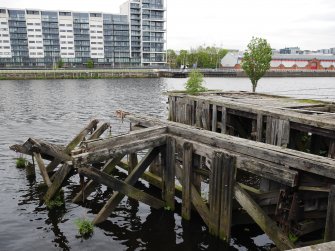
[75,218,94,237]
[184,70,206,94]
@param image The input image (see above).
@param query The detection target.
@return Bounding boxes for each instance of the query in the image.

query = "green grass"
[16,157,27,168]
[75,218,94,237]
[45,190,65,209]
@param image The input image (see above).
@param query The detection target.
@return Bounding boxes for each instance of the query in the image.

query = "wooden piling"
[324,185,335,242]
[182,142,193,221]
[163,137,176,211]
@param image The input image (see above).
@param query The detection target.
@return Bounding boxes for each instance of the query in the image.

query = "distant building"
[279,47,301,54]
[221,53,335,70]
[0,0,167,68]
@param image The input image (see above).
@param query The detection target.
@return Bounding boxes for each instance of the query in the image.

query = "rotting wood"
[79,167,165,209]
[221,107,227,134]
[329,140,335,159]
[128,114,335,180]
[93,147,161,224]
[46,119,99,172]
[212,104,217,132]
[33,152,52,187]
[72,155,124,203]
[234,183,295,250]
[182,142,193,221]
[87,122,110,140]
[82,125,167,152]
[256,113,263,142]
[324,185,335,242]
[44,164,72,201]
[163,137,176,210]
[74,135,166,165]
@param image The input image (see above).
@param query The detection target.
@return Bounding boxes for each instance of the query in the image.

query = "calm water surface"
[0,77,334,251]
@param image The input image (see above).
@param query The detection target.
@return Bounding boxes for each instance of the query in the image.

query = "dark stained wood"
[182,142,193,220]
[234,183,295,250]
[325,185,335,242]
[88,122,110,140]
[79,167,165,209]
[256,113,263,142]
[163,137,176,210]
[93,147,160,224]
[328,140,335,158]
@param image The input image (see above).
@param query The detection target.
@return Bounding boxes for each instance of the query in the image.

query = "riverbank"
[1,69,335,80]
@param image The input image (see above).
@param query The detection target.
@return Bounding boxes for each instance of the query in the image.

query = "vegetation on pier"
[75,218,94,237]
[184,70,206,94]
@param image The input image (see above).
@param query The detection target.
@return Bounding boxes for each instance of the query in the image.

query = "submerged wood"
[93,147,160,224]
[79,167,165,209]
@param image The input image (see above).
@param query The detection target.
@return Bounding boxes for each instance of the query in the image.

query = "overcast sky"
[1,0,334,51]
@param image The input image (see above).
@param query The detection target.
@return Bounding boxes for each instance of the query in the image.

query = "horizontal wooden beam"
[73,135,167,165]
[128,114,335,180]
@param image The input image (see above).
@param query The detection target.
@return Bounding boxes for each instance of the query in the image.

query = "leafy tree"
[241,37,272,92]
[57,59,64,69]
[167,49,177,68]
[177,50,188,68]
[86,58,94,68]
[185,70,207,94]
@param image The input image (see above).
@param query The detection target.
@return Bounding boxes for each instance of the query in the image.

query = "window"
[66,24,72,27]
[59,24,65,26]
[26,10,39,15]
[29,41,35,43]
[35,29,41,32]
[59,12,71,16]
[1,22,7,25]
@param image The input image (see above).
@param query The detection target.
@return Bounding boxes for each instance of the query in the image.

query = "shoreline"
[0,69,335,80]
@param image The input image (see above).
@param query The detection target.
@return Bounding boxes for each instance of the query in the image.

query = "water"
[0,77,334,251]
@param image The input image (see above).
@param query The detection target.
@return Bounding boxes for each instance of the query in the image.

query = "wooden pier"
[10,92,335,250]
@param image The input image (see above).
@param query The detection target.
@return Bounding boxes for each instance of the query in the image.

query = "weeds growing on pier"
[75,218,94,237]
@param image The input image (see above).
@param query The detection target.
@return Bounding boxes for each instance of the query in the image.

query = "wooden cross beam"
[92,147,161,224]
[78,167,165,209]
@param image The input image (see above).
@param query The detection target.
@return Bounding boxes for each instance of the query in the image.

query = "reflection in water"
[2,77,332,250]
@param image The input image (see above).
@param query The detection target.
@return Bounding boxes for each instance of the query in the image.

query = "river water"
[0,77,334,251]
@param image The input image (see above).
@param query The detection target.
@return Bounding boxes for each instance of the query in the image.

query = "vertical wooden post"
[209,151,236,241]
[221,107,227,134]
[212,104,217,132]
[256,113,263,142]
[128,153,138,173]
[163,137,176,210]
[182,142,193,220]
[325,185,335,242]
[328,140,335,158]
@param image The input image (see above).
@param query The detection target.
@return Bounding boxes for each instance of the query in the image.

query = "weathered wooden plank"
[288,241,335,251]
[219,153,236,241]
[72,155,125,203]
[46,119,99,172]
[33,152,52,187]
[212,104,217,132]
[182,142,193,220]
[325,185,335,242]
[256,113,263,142]
[87,122,110,140]
[82,125,167,151]
[221,107,227,134]
[44,164,72,201]
[128,114,335,180]
[93,147,160,224]
[209,152,221,236]
[163,137,176,210]
[74,135,166,164]
[79,167,165,209]
[234,183,295,250]
[329,140,335,159]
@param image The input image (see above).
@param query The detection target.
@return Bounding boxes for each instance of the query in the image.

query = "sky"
[1,0,335,51]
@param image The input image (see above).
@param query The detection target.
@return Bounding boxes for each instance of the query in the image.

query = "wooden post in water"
[163,137,176,211]
[325,185,335,242]
[182,142,193,220]
[209,151,236,241]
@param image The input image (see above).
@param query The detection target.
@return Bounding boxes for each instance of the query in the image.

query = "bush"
[86,59,94,69]
[184,70,206,94]
[75,218,94,237]
[16,157,27,168]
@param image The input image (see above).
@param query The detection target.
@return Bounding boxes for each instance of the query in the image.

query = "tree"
[185,70,207,94]
[57,59,64,69]
[86,58,94,68]
[241,37,272,92]
[167,49,177,68]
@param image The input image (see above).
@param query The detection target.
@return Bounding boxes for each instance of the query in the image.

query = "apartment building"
[0,0,166,67]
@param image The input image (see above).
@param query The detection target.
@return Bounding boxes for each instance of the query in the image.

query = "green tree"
[185,70,207,94]
[241,37,272,92]
[177,50,188,68]
[86,58,94,68]
[167,49,177,68]
[57,59,64,69]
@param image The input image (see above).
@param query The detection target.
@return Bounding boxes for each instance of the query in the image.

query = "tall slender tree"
[242,37,272,92]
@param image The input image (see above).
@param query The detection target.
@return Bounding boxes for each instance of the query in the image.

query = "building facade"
[0,0,166,67]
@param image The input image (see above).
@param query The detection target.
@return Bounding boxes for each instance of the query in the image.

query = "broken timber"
[10,91,335,251]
